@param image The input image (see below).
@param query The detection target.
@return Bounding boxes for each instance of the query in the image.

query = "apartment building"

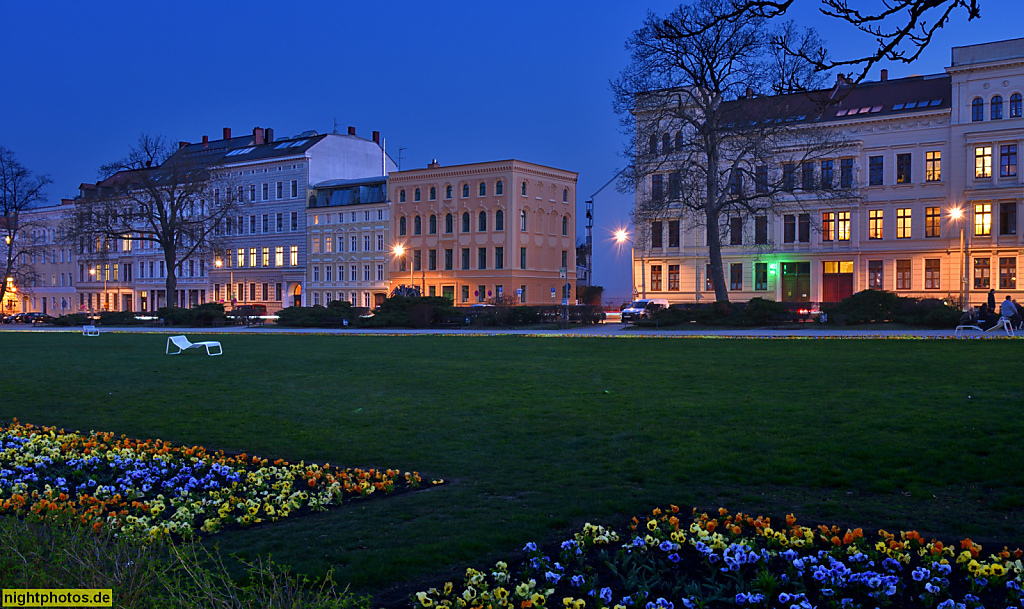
[387,160,578,306]
[630,37,1024,306]
[4,201,77,315]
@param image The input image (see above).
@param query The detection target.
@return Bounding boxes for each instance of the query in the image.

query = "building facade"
[5,201,78,316]
[387,160,578,306]
[631,38,1024,307]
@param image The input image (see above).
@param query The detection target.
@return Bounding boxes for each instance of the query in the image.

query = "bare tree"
[684,0,980,83]
[64,135,238,305]
[0,146,51,309]
[614,0,858,303]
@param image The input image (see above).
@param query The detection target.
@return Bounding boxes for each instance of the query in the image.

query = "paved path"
[1,323,1017,339]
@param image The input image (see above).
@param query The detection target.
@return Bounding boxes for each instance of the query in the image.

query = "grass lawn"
[1,331,1022,599]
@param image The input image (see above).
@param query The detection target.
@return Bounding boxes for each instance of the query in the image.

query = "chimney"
[372,130,380,144]
[880,69,888,82]
[745,86,753,98]
[347,126,356,136]
[223,127,232,140]
[265,127,274,143]
[252,127,265,145]
[202,135,209,148]
[179,141,189,149]
[428,159,440,168]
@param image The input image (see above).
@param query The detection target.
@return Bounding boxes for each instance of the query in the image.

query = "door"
[822,261,854,303]
[781,262,811,302]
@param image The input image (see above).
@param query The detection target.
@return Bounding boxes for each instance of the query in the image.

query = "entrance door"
[822,261,854,303]
[781,262,811,302]
[122,294,133,312]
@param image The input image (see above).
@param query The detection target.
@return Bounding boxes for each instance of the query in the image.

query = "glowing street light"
[89,266,108,311]
[215,257,235,304]
[949,206,967,310]
[392,243,413,290]
[614,228,646,299]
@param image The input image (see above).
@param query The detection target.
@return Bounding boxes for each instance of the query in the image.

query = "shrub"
[646,307,694,326]
[505,306,539,326]
[156,307,192,327]
[189,302,227,327]
[739,297,788,325]
[50,313,91,327]
[822,289,901,324]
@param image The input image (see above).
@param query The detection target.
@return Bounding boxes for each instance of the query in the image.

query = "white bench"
[165,335,223,356]
[954,324,983,337]
[82,325,99,337]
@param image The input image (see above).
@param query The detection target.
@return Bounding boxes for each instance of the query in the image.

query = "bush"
[739,297,788,325]
[646,307,694,326]
[189,302,227,327]
[822,289,901,324]
[50,313,91,327]
[505,306,539,326]
[156,306,192,327]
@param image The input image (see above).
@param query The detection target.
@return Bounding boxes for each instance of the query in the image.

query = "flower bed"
[415,508,1023,609]
[0,420,439,540]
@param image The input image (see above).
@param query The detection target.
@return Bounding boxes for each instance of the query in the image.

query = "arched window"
[562,216,568,236]
[649,134,657,154]
[399,189,406,203]
[992,95,1004,120]
[461,212,470,232]
[414,188,421,202]
[1011,93,1023,118]
[675,131,683,150]
[520,210,527,232]
[462,184,470,198]
[495,210,504,231]
[972,97,984,122]
[479,182,486,196]
[662,133,670,153]
[399,216,407,236]
[521,181,527,196]
[414,215,422,235]
[429,214,437,234]
[562,188,568,202]
[496,181,503,195]
[430,186,437,200]
[445,213,453,233]
[446,185,453,199]
[479,211,487,232]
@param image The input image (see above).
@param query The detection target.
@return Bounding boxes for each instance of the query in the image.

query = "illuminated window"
[896,208,911,239]
[925,151,941,182]
[975,146,992,178]
[974,203,992,236]
[249,248,257,267]
[237,248,244,268]
[822,212,835,242]
[290,245,298,266]
[868,210,883,240]
[312,236,320,254]
[262,248,269,267]
[925,207,940,238]
[837,211,850,241]
[325,235,332,253]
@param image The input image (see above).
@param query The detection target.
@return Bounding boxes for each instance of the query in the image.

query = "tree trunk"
[163,249,178,308]
[705,207,729,303]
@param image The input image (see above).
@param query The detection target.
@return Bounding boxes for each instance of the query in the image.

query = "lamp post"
[215,257,234,305]
[949,207,967,310]
[89,266,108,311]
[614,228,645,299]
[392,244,412,292]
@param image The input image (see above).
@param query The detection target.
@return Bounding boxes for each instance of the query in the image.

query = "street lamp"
[949,206,967,310]
[215,257,235,305]
[614,228,646,299]
[392,244,413,291]
[89,266,108,311]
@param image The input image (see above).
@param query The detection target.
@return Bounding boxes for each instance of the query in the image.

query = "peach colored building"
[388,160,578,306]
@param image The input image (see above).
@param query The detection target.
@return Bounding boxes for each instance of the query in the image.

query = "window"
[477,247,486,270]
[1000,144,1017,177]
[868,260,884,289]
[976,146,993,178]
[446,185,453,199]
[668,264,680,290]
[495,210,504,231]
[313,266,320,282]
[729,170,742,195]
[783,214,795,243]
[821,160,833,189]
[429,214,437,234]
[461,248,469,270]
[414,215,421,235]
[413,250,421,272]
[250,184,256,201]
[444,248,453,270]
[754,165,768,194]
[399,216,407,236]
[782,163,795,191]
[1000,203,1017,235]
[479,182,486,196]
[429,186,436,200]
[291,211,298,231]
[291,180,298,198]
[521,181,527,196]
[662,133,671,154]
[350,235,357,251]
[896,208,912,239]
[651,221,663,248]
[312,236,320,254]
[992,95,1003,120]
[520,247,527,269]
[495,247,503,270]
[868,209,884,239]
[869,155,884,185]
[674,130,683,150]
[462,184,469,198]
[262,183,269,200]
[460,285,470,303]
[290,246,298,266]
[972,97,984,121]
[1012,93,1023,118]
[563,188,568,203]
[462,212,470,233]
[924,206,941,238]
[896,260,911,290]
[837,211,850,241]
[414,188,421,202]
[276,182,283,198]
[896,153,912,184]
[750,214,767,245]
[974,202,992,236]
[250,248,257,267]
[705,264,715,292]
[276,246,283,266]
[651,265,662,291]
[729,217,742,245]
[801,161,814,190]
[999,257,1017,289]
[668,220,680,247]
[652,174,663,200]
[445,213,453,233]
[754,263,768,290]
[925,151,941,182]
[400,189,406,202]
[840,158,854,189]
[822,212,835,242]
[364,234,370,251]
[730,263,743,291]
[925,259,940,289]
[973,257,990,289]
[479,211,487,232]
[520,210,527,232]
[562,216,568,236]
[649,134,658,155]
[496,181,503,195]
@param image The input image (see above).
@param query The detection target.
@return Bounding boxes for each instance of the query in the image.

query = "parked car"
[3,312,30,324]
[227,304,268,325]
[25,312,55,325]
[620,298,670,323]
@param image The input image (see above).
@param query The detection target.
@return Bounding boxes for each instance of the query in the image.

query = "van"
[620,298,670,323]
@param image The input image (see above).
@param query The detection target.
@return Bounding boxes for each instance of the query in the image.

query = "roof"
[312,175,388,189]
[173,133,326,167]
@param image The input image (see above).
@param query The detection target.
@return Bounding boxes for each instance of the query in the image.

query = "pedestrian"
[988,288,996,310]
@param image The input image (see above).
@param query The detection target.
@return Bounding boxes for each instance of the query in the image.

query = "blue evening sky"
[0,1,1014,302]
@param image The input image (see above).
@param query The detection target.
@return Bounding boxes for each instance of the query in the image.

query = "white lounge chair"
[165,335,223,356]
[82,325,99,337]
[986,317,1015,336]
